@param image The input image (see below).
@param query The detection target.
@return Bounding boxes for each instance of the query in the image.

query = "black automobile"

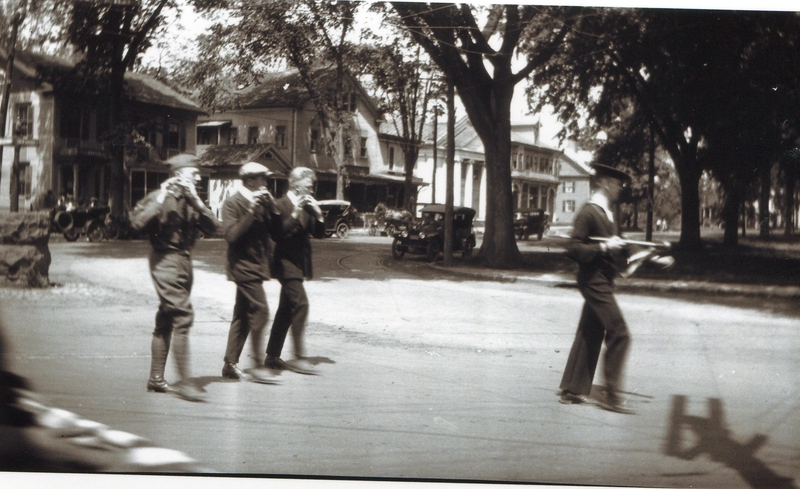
[391,204,477,261]
[318,200,360,238]
[513,208,550,240]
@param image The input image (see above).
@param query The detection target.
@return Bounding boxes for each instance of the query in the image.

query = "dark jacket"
[270,194,326,280]
[565,202,622,294]
[222,191,275,283]
[130,187,217,252]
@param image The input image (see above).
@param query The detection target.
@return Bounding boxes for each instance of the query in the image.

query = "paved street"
[2,236,799,488]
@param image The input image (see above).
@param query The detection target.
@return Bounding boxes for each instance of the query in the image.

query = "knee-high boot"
[147,333,172,393]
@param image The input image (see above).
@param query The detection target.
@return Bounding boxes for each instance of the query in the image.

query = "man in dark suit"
[265,167,326,375]
[558,164,635,414]
[130,154,218,402]
[221,162,280,385]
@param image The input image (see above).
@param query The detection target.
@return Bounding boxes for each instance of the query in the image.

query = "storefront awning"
[197,120,232,127]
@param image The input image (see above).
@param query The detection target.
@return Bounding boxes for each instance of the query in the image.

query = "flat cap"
[591,164,631,183]
[165,153,199,170]
[240,162,273,177]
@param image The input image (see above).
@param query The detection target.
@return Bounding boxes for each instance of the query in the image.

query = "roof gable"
[2,49,203,114]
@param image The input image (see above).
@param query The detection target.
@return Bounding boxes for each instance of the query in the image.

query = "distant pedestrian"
[220,162,280,385]
[264,167,326,375]
[558,164,635,414]
[131,154,218,402]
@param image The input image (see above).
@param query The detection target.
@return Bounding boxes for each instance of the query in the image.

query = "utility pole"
[431,107,438,204]
[646,125,655,241]
[443,79,455,267]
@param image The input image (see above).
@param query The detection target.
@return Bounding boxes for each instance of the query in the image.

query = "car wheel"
[391,237,405,259]
[55,211,73,232]
[537,229,544,240]
[63,228,80,242]
[336,222,349,239]
[426,239,441,262]
[385,224,395,237]
[87,222,105,242]
[104,221,120,240]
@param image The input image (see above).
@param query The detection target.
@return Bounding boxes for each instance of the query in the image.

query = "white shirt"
[238,186,257,204]
[589,192,614,223]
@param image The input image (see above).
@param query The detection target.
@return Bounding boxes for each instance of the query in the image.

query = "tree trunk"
[721,183,742,246]
[758,162,772,239]
[784,157,796,236]
[462,83,520,268]
[676,163,702,249]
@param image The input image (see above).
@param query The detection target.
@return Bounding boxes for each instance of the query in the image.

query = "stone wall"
[0,212,50,288]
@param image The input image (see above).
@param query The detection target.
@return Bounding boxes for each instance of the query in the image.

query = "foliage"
[188,0,367,200]
[529,8,800,249]
[387,3,576,268]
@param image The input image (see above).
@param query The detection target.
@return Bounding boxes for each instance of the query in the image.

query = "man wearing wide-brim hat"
[130,153,218,402]
[220,162,280,385]
[558,163,636,414]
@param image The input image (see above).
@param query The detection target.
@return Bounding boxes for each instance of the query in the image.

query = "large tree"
[388,3,575,268]
[531,8,800,250]
[66,0,173,216]
[354,35,443,212]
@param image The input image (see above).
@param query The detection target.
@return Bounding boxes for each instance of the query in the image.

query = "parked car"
[318,200,360,238]
[513,208,550,240]
[391,204,476,261]
[52,204,110,242]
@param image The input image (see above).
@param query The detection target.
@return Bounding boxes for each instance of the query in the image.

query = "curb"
[430,263,800,299]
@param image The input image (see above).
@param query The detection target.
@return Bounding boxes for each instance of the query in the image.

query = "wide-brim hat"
[590,164,631,183]
[165,153,199,170]
[240,162,273,177]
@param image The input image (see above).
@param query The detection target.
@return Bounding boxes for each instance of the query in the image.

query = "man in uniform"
[558,164,635,414]
[264,167,326,375]
[220,162,280,385]
[131,154,218,402]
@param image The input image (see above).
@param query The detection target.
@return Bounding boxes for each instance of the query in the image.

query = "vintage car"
[513,208,550,240]
[391,204,476,261]
[52,204,111,242]
[318,200,360,238]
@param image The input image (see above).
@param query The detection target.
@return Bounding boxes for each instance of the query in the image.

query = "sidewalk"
[432,233,800,299]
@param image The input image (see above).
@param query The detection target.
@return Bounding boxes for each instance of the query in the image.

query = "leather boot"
[147,333,173,393]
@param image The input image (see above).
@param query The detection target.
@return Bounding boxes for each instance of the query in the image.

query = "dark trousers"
[266,278,309,359]
[559,287,631,397]
[224,281,269,366]
[149,250,194,381]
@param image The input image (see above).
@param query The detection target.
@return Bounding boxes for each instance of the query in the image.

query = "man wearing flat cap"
[131,154,218,402]
[558,163,636,414]
[220,162,280,385]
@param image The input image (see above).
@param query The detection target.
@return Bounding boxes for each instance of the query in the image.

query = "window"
[310,129,319,153]
[60,103,81,139]
[167,122,181,149]
[389,147,395,170]
[275,125,287,148]
[131,170,169,207]
[13,103,34,138]
[18,161,31,199]
[248,126,259,144]
[81,109,91,141]
[360,137,367,158]
[197,126,218,145]
[229,127,238,145]
[344,135,352,156]
[349,93,357,112]
[512,153,518,170]
[563,200,576,212]
[562,181,575,193]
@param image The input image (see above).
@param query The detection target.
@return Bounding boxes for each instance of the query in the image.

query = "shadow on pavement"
[664,395,797,489]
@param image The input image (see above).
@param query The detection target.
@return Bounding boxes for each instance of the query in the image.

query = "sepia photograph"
[0,1,798,488]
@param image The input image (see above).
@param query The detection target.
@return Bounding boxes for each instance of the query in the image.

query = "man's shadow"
[664,395,796,489]
[193,356,336,385]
